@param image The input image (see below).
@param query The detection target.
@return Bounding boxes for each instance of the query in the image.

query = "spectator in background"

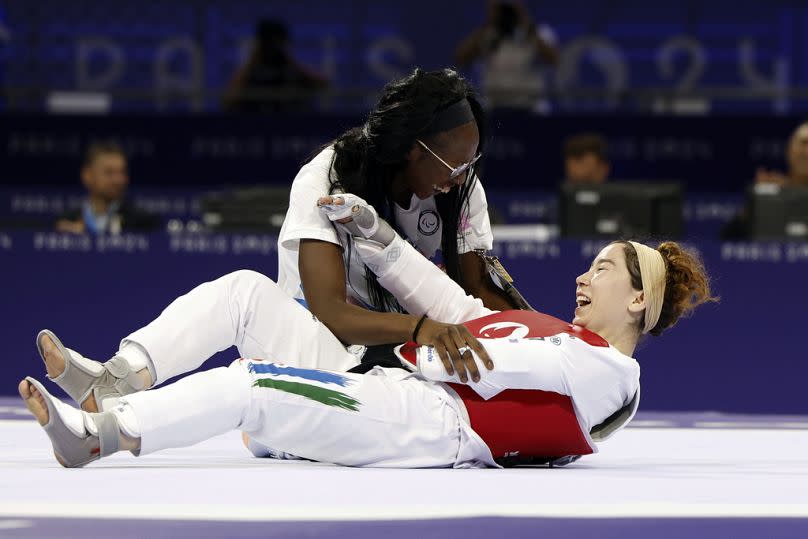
[722,122,808,239]
[455,0,559,111]
[564,133,610,184]
[224,19,329,113]
[55,141,159,235]
[754,122,808,187]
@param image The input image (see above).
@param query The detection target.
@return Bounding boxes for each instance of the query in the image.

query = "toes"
[39,334,65,378]
[40,335,55,355]
[18,379,31,399]
[19,380,50,426]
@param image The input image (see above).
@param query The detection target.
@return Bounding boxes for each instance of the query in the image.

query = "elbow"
[306,298,352,343]
[461,278,485,298]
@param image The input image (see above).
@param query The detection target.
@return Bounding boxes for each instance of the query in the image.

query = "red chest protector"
[401,310,609,460]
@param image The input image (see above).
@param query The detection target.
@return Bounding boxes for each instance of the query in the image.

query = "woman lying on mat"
[19,197,715,468]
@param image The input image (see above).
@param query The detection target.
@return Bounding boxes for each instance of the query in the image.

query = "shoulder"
[570,338,640,377]
[465,177,489,213]
[557,336,640,406]
[291,146,336,194]
[469,176,487,198]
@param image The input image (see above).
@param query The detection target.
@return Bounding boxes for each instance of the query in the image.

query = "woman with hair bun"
[20,201,717,468]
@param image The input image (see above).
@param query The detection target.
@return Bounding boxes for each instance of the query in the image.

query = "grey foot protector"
[36,329,145,412]
[25,377,120,468]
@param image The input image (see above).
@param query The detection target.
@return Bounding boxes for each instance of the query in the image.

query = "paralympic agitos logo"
[418,210,439,236]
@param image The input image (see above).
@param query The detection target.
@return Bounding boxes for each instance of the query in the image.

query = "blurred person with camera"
[455,0,559,111]
[54,141,159,235]
[224,19,329,113]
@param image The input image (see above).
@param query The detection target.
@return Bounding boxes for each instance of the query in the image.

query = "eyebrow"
[591,258,616,268]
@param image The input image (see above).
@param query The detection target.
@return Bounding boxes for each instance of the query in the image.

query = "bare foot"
[38,335,99,413]
[39,334,65,379]
[18,379,87,467]
[18,379,50,426]
[19,379,66,465]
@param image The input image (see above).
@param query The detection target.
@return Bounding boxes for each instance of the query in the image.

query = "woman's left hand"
[415,319,494,383]
[318,193,396,246]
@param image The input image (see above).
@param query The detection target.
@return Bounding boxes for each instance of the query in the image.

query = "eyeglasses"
[416,139,482,181]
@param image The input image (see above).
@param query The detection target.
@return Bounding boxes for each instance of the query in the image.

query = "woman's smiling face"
[404,121,480,199]
[573,243,644,337]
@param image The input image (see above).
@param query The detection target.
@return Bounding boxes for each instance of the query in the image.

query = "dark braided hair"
[321,68,485,311]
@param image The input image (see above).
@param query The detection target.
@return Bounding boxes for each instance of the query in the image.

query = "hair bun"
[649,242,718,336]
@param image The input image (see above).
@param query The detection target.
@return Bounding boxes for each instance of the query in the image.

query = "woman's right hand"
[415,319,494,383]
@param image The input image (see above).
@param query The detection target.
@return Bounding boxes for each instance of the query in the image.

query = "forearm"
[299,238,419,346]
[472,285,520,311]
[459,252,523,311]
[359,236,493,324]
[307,296,419,346]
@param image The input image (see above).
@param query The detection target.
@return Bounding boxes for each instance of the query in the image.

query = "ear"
[627,290,646,315]
[407,142,421,163]
[80,166,92,190]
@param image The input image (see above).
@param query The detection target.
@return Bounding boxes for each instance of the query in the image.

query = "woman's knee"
[225,269,274,288]
[224,270,283,303]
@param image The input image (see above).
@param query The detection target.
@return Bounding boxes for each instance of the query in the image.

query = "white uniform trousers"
[120,359,496,468]
[121,270,358,385]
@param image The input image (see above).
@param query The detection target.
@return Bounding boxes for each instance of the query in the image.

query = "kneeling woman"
[19,226,714,468]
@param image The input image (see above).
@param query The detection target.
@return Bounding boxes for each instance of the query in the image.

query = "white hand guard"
[318,193,396,246]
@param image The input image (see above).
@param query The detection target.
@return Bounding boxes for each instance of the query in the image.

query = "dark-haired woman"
[277,68,516,367]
